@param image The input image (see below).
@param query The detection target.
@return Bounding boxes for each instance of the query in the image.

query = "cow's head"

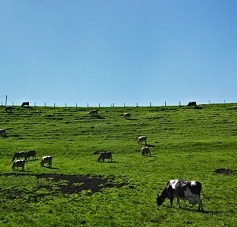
[156,194,165,206]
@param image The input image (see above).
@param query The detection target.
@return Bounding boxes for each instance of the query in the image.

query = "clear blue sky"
[1,0,237,107]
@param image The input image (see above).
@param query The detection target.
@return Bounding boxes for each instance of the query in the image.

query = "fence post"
[124,103,126,107]
[44,103,46,107]
[165,101,166,106]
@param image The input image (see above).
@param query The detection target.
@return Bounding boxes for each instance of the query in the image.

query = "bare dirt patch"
[214,168,236,175]
[0,173,129,202]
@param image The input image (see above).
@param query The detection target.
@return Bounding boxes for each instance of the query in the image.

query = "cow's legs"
[177,197,182,208]
[195,196,203,211]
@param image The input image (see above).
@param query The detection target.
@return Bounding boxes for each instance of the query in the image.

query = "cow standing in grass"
[98,152,112,162]
[0,129,7,137]
[27,150,36,160]
[141,146,151,156]
[187,102,197,107]
[89,109,99,116]
[137,136,147,145]
[41,156,52,167]
[12,160,25,171]
[156,179,203,211]
[12,151,28,161]
[5,106,13,112]
[124,113,131,119]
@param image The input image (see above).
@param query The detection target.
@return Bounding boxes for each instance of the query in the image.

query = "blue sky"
[1,0,237,107]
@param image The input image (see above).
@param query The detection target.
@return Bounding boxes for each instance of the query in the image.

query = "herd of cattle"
[11,150,53,170]
[3,102,204,211]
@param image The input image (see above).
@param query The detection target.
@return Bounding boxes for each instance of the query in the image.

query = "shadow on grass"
[41,166,59,169]
[158,205,224,215]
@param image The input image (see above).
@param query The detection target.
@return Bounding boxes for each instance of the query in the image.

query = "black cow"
[27,150,36,160]
[187,102,196,107]
[156,179,203,211]
[5,106,13,112]
[0,129,7,137]
[21,102,30,107]
[98,151,112,162]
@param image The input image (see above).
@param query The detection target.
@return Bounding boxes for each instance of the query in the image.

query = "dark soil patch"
[36,173,126,194]
[214,168,236,175]
[0,173,129,202]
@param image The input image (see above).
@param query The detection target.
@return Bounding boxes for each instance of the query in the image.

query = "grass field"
[0,104,236,226]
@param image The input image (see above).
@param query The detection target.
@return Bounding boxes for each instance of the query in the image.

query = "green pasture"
[0,104,236,226]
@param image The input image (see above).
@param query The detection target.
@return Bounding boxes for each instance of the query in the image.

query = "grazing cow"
[156,179,203,211]
[27,150,36,160]
[141,146,151,156]
[0,129,6,137]
[5,106,13,112]
[21,102,30,107]
[41,156,52,167]
[89,109,99,116]
[12,160,25,171]
[12,151,28,161]
[187,102,197,107]
[98,151,112,162]
[124,113,131,119]
[137,136,147,145]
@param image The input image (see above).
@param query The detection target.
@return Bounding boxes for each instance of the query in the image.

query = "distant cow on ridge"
[187,102,196,107]
[21,102,30,107]
[89,109,99,116]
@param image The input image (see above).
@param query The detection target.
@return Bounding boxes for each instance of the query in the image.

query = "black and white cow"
[89,109,99,116]
[12,160,25,171]
[141,146,151,156]
[137,136,147,145]
[41,156,52,167]
[21,102,30,107]
[156,179,203,211]
[124,112,131,119]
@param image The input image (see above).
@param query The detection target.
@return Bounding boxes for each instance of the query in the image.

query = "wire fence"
[0,99,233,108]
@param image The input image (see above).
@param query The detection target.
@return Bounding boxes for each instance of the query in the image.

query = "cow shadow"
[146,144,156,147]
[41,166,59,169]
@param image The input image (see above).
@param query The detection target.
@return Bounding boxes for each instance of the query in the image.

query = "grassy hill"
[0,104,236,226]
